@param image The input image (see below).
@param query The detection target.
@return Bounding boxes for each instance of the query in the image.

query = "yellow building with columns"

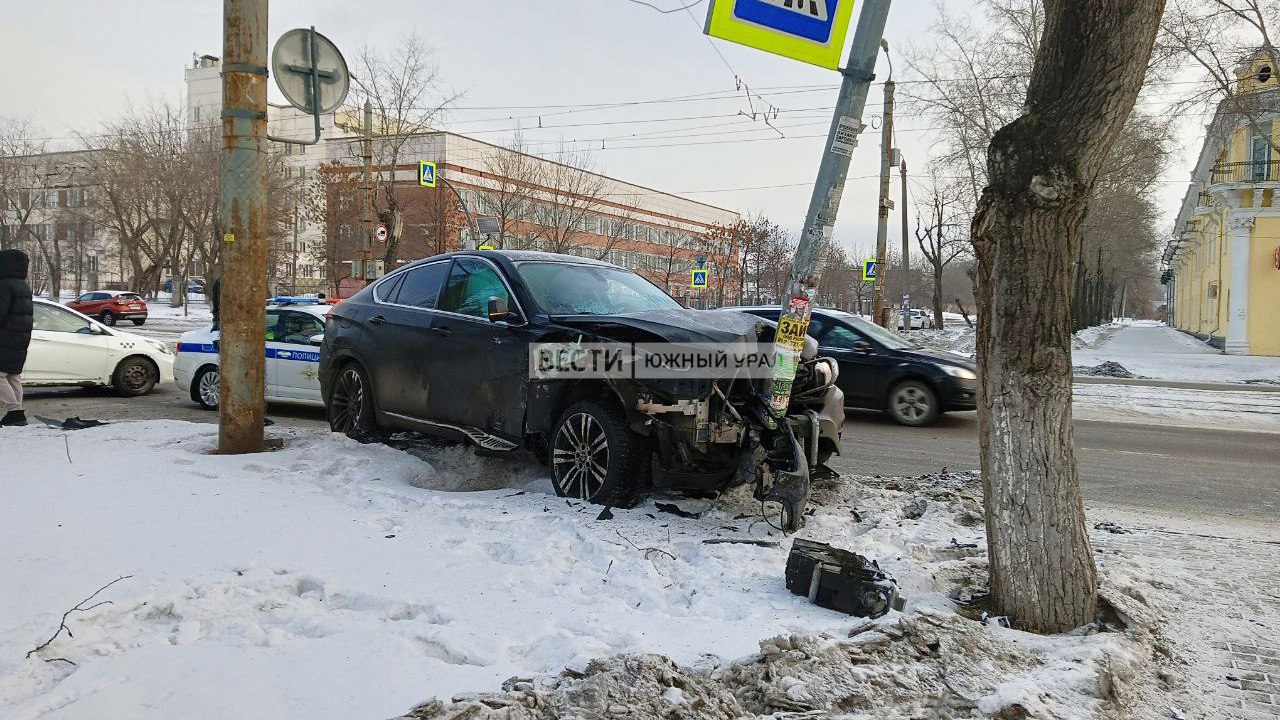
[1164,52,1280,356]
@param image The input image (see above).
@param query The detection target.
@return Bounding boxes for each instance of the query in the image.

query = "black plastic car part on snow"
[319,250,846,530]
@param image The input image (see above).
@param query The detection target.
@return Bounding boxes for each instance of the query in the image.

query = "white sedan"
[26,299,174,396]
[174,300,330,410]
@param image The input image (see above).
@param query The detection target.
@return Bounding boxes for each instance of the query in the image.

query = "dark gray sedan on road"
[728,307,977,426]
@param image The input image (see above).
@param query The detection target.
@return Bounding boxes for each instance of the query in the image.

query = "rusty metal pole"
[217,0,269,454]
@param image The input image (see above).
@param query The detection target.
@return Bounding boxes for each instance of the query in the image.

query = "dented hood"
[551,309,768,344]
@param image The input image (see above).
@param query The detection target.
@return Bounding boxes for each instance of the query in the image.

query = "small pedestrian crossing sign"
[418,161,437,188]
[691,269,709,289]
[862,258,877,282]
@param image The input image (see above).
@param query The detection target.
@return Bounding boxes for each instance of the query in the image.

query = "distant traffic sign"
[704,0,857,69]
[478,243,495,251]
[862,258,877,282]
[375,224,388,243]
[419,161,437,188]
[691,269,710,289]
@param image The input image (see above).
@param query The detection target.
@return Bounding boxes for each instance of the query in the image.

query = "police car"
[174,298,331,410]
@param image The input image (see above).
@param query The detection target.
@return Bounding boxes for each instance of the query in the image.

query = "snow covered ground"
[1074,321,1280,384]
[0,421,1202,719]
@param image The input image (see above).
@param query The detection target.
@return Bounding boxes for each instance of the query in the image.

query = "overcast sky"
[2,0,1200,257]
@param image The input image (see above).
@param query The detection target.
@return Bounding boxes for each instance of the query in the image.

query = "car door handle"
[431,326,452,338]
[31,337,50,342]
[370,315,386,326]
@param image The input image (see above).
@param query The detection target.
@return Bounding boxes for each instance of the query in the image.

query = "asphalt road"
[829,409,1280,523]
[21,385,1280,524]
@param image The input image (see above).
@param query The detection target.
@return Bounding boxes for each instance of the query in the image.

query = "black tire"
[192,365,219,410]
[100,310,116,326]
[550,400,648,508]
[887,380,939,427]
[113,356,158,397]
[131,318,146,326]
[328,362,381,443]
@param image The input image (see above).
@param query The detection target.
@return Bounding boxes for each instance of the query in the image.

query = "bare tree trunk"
[971,0,1165,634]
[933,263,946,330]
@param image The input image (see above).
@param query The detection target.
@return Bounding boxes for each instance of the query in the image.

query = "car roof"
[724,305,856,318]
[400,249,618,272]
[267,302,331,317]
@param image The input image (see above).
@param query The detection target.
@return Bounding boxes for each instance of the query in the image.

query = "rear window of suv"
[117,294,143,302]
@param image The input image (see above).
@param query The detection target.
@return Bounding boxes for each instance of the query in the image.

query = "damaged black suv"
[319,251,844,529]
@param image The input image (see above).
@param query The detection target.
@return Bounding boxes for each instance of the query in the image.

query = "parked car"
[174,298,331,410]
[67,291,149,326]
[25,299,172,396]
[320,251,844,529]
[163,279,206,294]
[897,308,929,330]
[727,306,977,426]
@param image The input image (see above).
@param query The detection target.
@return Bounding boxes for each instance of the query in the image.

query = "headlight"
[940,365,976,380]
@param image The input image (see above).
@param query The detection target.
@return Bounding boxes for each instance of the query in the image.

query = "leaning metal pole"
[766,0,892,419]
[218,0,269,454]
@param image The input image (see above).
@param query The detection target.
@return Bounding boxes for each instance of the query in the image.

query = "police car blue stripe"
[180,344,320,363]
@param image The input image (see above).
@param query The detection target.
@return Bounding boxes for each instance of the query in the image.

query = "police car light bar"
[268,297,324,306]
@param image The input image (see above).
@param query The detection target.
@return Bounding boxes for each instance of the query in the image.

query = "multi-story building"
[0,149,118,296]
[1164,51,1280,356]
[184,55,739,301]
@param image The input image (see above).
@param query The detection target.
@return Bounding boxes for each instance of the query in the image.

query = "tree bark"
[971,0,1165,634]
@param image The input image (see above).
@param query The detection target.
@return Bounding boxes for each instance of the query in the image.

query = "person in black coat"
[0,248,34,426]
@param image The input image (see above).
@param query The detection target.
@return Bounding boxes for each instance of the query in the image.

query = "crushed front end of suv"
[320,251,843,530]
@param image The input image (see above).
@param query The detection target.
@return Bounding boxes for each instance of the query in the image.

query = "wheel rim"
[552,412,610,501]
[102,312,114,325]
[330,367,365,433]
[122,362,152,391]
[198,370,219,406]
[894,386,931,422]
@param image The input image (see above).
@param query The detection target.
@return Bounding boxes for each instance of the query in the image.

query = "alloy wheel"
[893,385,932,423]
[330,366,365,433]
[198,369,220,408]
[552,412,610,501]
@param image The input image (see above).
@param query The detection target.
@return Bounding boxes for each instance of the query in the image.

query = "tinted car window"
[374,273,405,303]
[76,293,94,303]
[395,262,449,309]
[820,324,865,350]
[264,311,281,340]
[117,293,143,302]
[34,304,92,334]
[278,312,325,344]
[438,258,510,318]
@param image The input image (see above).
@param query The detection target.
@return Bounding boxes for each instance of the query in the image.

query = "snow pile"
[1072,383,1280,432]
[908,326,976,356]
[0,422,1193,719]
[1072,361,1143,379]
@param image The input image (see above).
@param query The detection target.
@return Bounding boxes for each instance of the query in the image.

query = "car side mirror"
[853,340,873,355]
[309,333,324,347]
[487,296,517,324]
[89,322,109,336]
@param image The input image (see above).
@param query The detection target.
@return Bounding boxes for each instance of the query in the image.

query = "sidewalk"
[1074,376,1280,392]
[1075,323,1280,385]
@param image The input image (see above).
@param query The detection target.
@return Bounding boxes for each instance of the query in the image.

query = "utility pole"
[766,0,892,422]
[217,0,269,454]
[900,156,910,331]
[362,99,373,281]
[872,77,895,327]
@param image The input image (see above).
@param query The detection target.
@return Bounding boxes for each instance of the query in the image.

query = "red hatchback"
[68,291,149,326]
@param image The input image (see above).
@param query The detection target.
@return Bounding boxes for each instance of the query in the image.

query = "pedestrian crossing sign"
[862,258,877,282]
[691,269,709,289]
[418,161,437,188]
[704,0,856,70]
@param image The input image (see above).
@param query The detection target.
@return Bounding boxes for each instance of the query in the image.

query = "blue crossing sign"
[862,258,877,282]
[418,161,437,188]
[691,269,710,289]
[704,0,857,69]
